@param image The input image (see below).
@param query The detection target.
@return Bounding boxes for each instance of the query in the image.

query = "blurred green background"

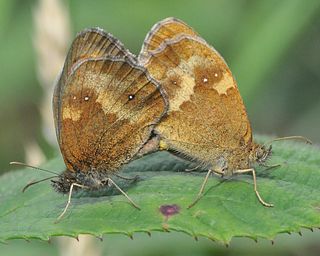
[0,0,319,255]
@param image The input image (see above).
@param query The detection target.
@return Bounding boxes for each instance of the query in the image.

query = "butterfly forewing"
[59,56,167,173]
[62,28,135,78]
[54,28,135,143]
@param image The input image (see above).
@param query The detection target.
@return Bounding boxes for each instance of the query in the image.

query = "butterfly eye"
[128,94,135,101]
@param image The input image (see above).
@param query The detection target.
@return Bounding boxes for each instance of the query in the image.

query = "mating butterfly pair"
[23,18,308,221]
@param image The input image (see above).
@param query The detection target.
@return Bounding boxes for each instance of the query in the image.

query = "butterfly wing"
[53,28,135,142]
[139,18,252,165]
[57,56,167,172]
[54,29,167,173]
[139,17,198,63]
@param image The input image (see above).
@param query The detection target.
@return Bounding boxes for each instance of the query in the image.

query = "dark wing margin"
[138,17,198,63]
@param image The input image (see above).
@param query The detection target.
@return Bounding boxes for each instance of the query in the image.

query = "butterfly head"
[51,170,75,193]
[250,143,272,165]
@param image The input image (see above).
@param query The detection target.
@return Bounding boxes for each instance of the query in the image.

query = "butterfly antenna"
[22,176,57,192]
[10,161,60,176]
[262,136,312,147]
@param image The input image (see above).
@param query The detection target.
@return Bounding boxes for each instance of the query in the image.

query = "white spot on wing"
[165,56,236,112]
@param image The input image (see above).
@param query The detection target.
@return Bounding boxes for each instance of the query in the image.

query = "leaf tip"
[207,234,216,243]
[96,235,103,242]
[24,238,31,243]
[162,223,170,232]
[126,233,133,240]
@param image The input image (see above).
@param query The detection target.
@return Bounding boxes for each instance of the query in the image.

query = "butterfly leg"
[187,169,213,209]
[55,183,88,223]
[233,168,273,207]
[115,173,139,181]
[261,163,281,170]
[184,165,201,172]
[105,178,141,210]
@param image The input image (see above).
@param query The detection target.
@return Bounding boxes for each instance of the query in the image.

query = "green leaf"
[0,136,319,244]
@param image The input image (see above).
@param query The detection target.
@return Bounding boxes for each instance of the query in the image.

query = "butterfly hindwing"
[139,18,252,164]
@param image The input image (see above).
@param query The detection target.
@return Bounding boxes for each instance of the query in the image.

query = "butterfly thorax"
[249,143,272,166]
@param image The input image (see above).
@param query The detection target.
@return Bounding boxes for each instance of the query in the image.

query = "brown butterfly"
[14,27,168,221]
[138,17,310,208]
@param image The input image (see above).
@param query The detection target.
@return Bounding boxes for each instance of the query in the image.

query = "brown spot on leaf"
[159,204,180,218]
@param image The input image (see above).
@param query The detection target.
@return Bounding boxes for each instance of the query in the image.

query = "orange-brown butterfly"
[13,27,168,221]
[138,17,310,208]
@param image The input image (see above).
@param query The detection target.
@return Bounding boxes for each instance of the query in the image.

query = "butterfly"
[19,27,168,221]
[138,17,310,208]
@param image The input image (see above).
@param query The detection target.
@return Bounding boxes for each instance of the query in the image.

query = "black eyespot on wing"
[128,94,135,100]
